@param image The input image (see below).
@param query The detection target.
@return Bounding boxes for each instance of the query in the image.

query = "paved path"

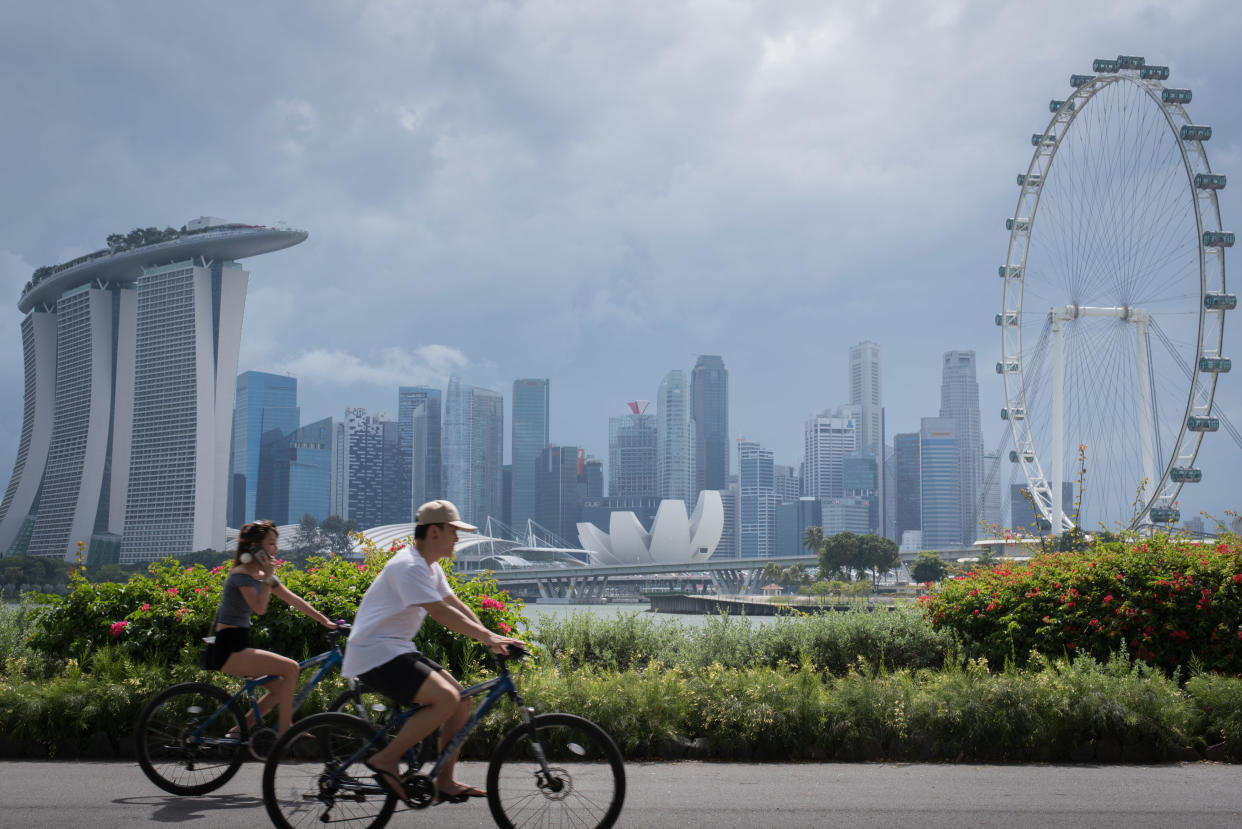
[2,759,1240,828]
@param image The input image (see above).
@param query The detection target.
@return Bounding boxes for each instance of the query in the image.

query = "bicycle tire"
[135,681,248,796]
[262,712,397,829]
[486,712,626,829]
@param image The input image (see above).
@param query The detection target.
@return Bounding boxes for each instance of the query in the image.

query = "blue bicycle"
[261,646,626,829]
[136,624,376,795]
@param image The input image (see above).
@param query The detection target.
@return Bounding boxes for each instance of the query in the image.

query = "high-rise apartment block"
[511,379,550,534]
[229,371,299,528]
[940,350,983,544]
[0,220,306,561]
[920,417,961,550]
[691,355,728,494]
[657,370,694,507]
[738,439,776,559]
[444,375,503,530]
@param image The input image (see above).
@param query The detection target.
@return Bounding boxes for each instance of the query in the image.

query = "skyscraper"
[920,417,961,550]
[345,408,384,529]
[534,444,586,543]
[286,417,333,524]
[738,439,776,559]
[608,402,657,498]
[803,405,859,503]
[940,350,983,544]
[229,371,299,528]
[893,432,921,543]
[0,219,305,561]
[398,386,442,516]
[657,370,694,507]
[444,375,503,529]
[511,379,550,535]
[691,355,728,494]
[849,341,884,532]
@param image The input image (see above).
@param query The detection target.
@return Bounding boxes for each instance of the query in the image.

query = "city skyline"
[2,5,1242,526]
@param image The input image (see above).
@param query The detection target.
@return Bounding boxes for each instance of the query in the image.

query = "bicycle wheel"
[487,713,626,829]
[262,712,397,829]
[135,682,247,796]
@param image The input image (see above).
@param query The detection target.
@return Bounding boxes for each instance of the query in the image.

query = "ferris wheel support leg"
[1134,312,1156,511]
[1051,315,1065,532]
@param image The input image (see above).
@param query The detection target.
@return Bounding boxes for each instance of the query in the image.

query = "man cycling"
[342,499,524,805]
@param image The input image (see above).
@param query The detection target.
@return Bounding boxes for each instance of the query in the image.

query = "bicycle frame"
[328,664,532,794]
[190,644,352,745]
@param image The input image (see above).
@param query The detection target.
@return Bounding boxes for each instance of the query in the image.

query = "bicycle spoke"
[488,714,625,829]
[263,712,395,829]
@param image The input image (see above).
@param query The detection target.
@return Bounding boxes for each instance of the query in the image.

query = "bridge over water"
[481,555,820,601]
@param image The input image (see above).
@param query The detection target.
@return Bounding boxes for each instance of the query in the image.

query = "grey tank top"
[216,571,280,627]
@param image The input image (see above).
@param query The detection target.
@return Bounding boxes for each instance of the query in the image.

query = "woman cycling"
[211,519,335,734]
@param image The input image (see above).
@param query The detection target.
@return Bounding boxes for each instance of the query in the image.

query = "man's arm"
[422,599,523,653]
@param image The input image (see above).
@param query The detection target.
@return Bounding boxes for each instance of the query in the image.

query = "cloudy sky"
[2,0,1242,526]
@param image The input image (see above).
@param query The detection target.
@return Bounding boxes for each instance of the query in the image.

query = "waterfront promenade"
[3,759,1240,828]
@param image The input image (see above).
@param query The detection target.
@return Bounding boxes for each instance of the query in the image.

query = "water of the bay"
[521,600,781,630]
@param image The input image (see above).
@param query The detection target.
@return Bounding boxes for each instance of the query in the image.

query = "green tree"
[319,515,357,556]
[909,550,948,584]
[290,513,322,561]
[820,531,860,580]
[802,526,825,555]
[858,534,900,586]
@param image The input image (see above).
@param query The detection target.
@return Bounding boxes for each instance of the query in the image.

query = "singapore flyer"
[998,55,1232,534]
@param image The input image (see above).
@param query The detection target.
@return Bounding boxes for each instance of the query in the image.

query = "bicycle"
[261,645,626,829]
[135,622,380,795]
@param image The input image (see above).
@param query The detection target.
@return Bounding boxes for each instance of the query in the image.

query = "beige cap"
[415,499,478,532]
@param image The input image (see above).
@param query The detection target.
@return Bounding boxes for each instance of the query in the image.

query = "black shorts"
[211,626,251,670]
[357,652,444,704]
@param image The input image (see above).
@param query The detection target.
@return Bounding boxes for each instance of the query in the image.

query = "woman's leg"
[221,648,300,731]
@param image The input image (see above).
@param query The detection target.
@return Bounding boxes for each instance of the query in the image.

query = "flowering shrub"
[28,534,527,676]
[921,532,1242,672]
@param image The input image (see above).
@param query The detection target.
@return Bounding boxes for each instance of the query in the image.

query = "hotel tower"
[0,218,306,562]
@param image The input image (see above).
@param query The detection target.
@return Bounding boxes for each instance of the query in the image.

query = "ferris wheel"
[998,55,1232,533]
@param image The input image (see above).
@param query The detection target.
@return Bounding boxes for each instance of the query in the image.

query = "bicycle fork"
[514,697,564,794]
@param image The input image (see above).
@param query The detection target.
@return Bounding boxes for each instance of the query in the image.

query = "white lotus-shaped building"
[577,490,723,565]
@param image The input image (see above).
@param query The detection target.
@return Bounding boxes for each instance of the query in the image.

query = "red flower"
[140,603,150,611]
[109,620,129,637]
[498,622,512,634]
[1102,594,1113,603]
[167,587,179,595]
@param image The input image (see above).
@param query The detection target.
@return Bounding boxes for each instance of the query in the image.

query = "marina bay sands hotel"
[0,218,307,562]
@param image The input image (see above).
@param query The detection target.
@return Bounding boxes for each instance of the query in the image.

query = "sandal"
[436,784,485,804]
[365,761,412,806]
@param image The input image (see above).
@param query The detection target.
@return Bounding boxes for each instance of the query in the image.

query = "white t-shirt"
[342,548,454,678]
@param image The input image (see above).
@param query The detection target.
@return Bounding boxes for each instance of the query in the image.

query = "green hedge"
[25,536,526,677]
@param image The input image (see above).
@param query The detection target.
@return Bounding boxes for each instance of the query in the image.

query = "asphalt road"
[2,759,1240,828]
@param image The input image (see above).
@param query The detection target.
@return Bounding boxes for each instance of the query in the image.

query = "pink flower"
[481,597,507,611]
[498,622,512,633]
[109,620,129,637]
[167,587,179,596]
[140,603,150,611]
[195,587,207,594]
